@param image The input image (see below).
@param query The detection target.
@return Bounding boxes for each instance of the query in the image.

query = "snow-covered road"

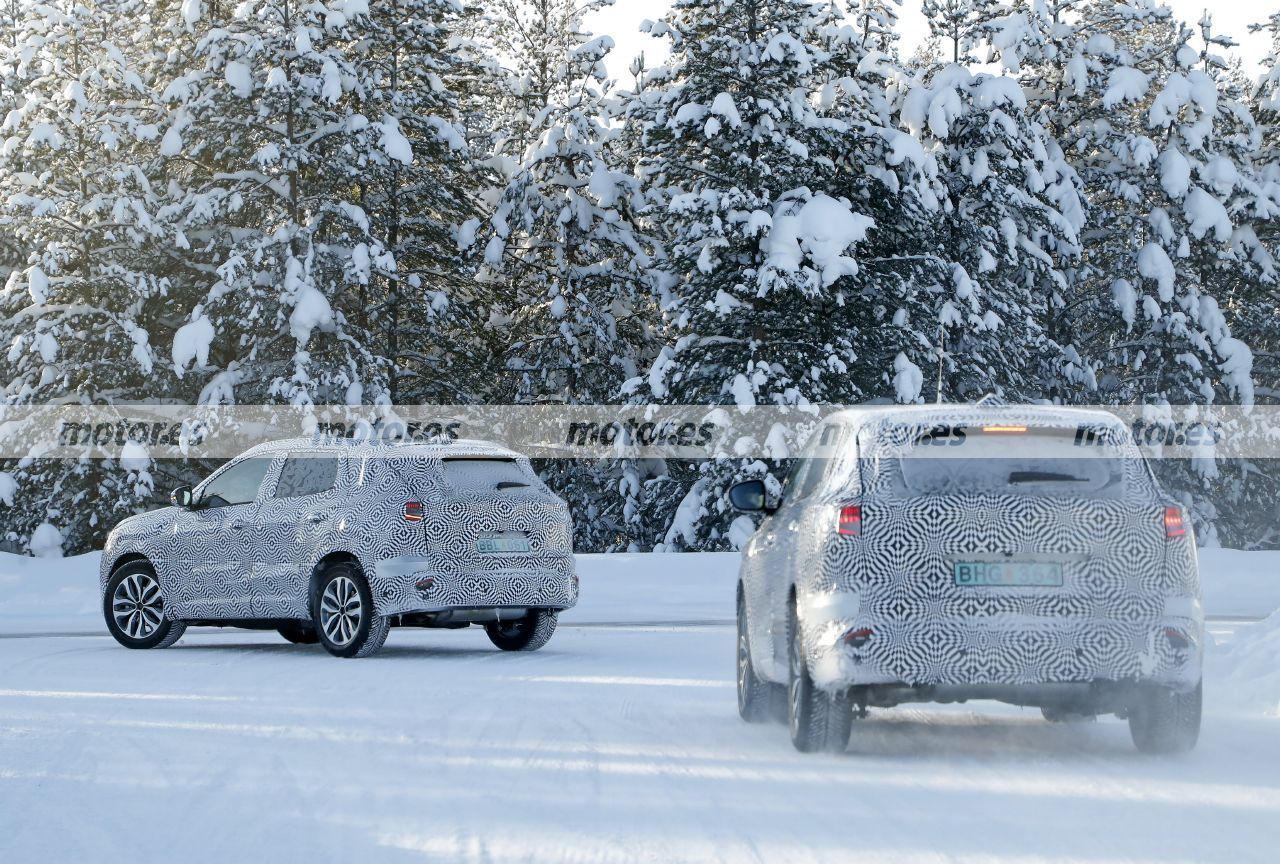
[2,621,1276,863]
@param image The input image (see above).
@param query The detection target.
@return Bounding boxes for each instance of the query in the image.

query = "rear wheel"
[737,590,785,723]
[103,562,186,649]
[277,623,319,645]
[1128,681,1202,754]
[485,610,557,652]
[787,602,852,753]
[314,563,389,658]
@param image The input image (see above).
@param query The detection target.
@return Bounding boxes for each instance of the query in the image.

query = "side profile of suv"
[100,438,577,657]
[731,406,1202,754]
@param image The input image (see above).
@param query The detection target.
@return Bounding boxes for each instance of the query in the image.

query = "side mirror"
[728,479,776,513]
[170,485,194,508]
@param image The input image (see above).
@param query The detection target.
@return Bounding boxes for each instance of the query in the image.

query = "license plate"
[476,533,530,554]
[953,560,1063,587]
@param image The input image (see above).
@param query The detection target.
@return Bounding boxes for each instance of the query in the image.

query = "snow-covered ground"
[1,549,1278,862]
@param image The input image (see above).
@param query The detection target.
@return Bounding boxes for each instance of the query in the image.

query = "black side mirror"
[170,485,194,508]
[728,479,776,513]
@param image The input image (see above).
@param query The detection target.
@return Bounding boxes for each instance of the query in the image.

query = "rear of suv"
[99,438,577,657]
[731,406,1202,754]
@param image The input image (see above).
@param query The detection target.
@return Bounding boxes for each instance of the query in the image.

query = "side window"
[789,424,844,502]
[200,458,274,509]
[275,455,339,499]
[781,457,810,497]
[793,457,828,500]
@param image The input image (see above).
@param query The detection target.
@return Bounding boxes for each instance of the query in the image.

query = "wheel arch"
[307,550,365,614]
[103,551,152,590]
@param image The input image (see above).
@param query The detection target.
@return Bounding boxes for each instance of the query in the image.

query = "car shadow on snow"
[837,708,1143,761]
[167,635,520,662]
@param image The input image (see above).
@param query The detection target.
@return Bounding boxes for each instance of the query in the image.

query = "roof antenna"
[976,393,1005,407]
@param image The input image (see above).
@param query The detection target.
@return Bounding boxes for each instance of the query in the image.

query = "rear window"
[442,458,535,493]
[890,425,1129,498]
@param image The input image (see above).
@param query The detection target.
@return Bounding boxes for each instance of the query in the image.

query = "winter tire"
[737,589,785,723]
[1128,680,1202,754]
[104,561,186,649]
[314,563,389,658]
[485,609,558,651]
[787,601,853,753]
[277,623,319,645]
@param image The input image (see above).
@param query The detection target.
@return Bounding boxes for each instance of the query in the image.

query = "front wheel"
[103,562,186,649]
[1128,681,1202,754]
[787,602,852,753]
[314,564,389,658]
[485,610,557,652]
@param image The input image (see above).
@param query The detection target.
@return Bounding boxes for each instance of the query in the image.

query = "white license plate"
[954,561,1063,587]
[477,534,530,553]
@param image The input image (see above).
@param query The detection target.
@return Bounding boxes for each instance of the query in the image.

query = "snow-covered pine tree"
[0,0,175,552]
[473,0,614,172]
[908,1,1086,401]
[853,0,903,54]
[920,0,998,65]
[1247,11,1280,407]
[348,0,491,404]
[152,0,394,409]
[993,3,1256,406]
[0,0,24,278]
[810,1,949,404]
[480,34,651,403]
[474,5,658,549]
[1230,10,1280,546]
[623,0,875,549]
[993,2,1269,541]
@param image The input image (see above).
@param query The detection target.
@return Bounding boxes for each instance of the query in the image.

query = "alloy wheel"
[111,571,165,640]
[320,575,363,647]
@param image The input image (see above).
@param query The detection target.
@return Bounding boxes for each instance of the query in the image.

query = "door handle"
[229,521,248,530]
[306,513,331,524]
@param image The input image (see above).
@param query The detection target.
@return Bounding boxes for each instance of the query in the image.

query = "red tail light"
[1163,506,1185,539]
[404,501,424,522]
[843,626,873,646]
[837,504,862,536]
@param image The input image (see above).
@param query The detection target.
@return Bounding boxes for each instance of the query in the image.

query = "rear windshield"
[442,458,535,493]
[889,425,1129,498]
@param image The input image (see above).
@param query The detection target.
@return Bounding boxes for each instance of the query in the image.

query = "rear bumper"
[799,590,1204,692]
[371,553,578,616]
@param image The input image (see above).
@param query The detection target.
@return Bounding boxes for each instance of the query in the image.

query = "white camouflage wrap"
[739,406,1203,694]
[100,438,577,622]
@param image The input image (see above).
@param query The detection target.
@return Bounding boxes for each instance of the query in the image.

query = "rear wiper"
[496,480,530,490]
[1008,471,1087,484]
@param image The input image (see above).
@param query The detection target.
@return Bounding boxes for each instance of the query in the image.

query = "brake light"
[843,626,873,647]
[837,504,861,536]
[1163,506,1185,539]
[404,501,424,522]
[982,425,1027,433]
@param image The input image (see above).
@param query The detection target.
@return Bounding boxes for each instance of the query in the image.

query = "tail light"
[843,626,873,647]
[1163,506,1185,539]
[404,501,424,522]
[837,504,861,536]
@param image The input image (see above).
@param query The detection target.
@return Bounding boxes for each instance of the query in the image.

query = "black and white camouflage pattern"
[100,438,577,623]
[739,406,1203,693]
